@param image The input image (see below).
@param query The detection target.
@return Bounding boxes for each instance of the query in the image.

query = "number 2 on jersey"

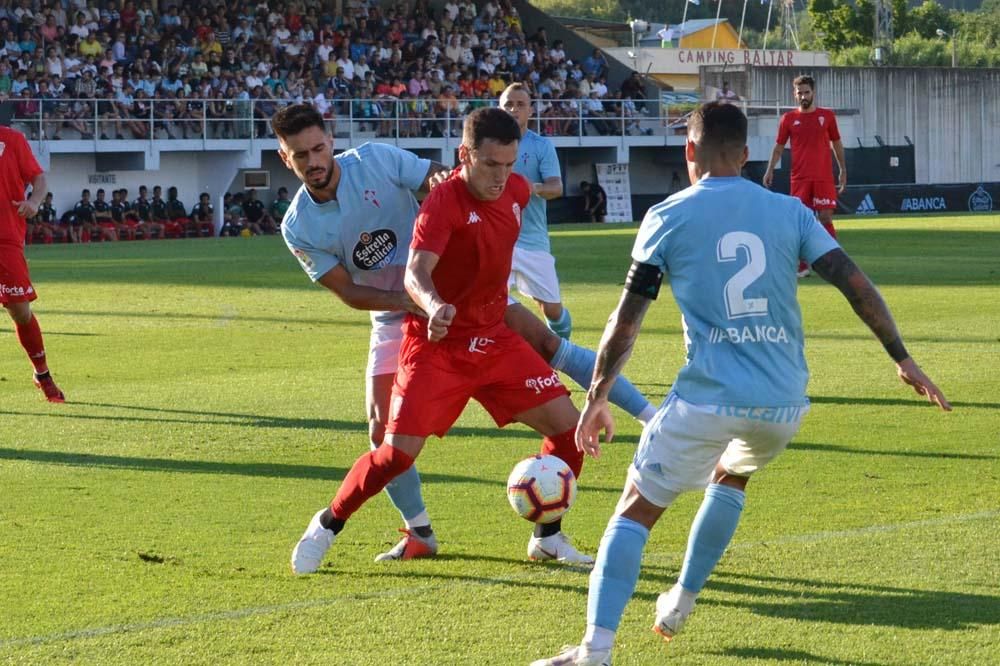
[717,231,768,319]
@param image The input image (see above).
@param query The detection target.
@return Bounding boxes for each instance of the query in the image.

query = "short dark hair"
[462,107,521,151]
[793,74,815,90]
[686,101,747,159]
[271,103,326,140]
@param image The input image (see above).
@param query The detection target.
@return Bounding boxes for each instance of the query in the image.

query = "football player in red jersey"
[763,74,846,277]
[290,107,596,574]
[0,125,64,402]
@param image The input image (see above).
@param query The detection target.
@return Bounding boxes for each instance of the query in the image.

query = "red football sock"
[541,427,583,480]
[330,444,415,521]
[15,314,48,374]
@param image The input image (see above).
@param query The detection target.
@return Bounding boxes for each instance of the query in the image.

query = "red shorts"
[791,179,838,211]
[387,326,570,438]
[0,245,37,303]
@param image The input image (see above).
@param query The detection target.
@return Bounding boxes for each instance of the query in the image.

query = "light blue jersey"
[633,176,840,407]
[514,129,561,252]
[282,142,430,325]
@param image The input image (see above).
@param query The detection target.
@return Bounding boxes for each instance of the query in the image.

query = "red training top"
[775,107,841,183]
[406,170,531,340]
[0,126,43,248]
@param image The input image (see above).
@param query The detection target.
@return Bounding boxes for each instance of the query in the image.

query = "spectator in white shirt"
[335,49,354,80]
[549,40,565,64]
[69,13,90,39]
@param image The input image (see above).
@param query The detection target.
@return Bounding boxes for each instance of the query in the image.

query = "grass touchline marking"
[3,509,996,650]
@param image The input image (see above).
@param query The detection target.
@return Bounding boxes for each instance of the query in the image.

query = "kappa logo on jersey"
[292,247,315,270]
[363,189,381,208]
[467,211,481,224]
[969,185,993,212]
[511,202,521,226]
[525,371,563,394]
[352,229,398,271]
[855,194,878,215]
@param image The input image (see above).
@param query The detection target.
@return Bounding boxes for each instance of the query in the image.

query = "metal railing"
[9,96,687,142]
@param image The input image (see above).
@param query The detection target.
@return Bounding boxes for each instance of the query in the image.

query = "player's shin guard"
[546,308,572,339]
[677,483,745,594]
[550,338,653,421]
[331,444,415,522]
[15,314,48,374]
[586,516,650,637]
[541,427,583,480]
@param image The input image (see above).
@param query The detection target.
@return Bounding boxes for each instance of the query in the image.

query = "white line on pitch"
[2,508,996,650]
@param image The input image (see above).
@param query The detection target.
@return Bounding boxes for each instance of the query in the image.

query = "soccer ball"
[506,454,577,524]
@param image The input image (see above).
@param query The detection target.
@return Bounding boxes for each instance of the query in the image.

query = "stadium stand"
[9,0,665,242]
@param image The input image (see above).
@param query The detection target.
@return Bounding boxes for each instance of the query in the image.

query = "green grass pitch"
[1,214,998,665]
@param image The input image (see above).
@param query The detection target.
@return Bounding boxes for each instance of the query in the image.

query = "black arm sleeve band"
[883,337,910,363]
[624,261,664,300]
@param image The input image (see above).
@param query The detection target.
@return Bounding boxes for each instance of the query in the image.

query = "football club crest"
[512,202,521,226]
[968,185,993,212]
[363,189,380,208]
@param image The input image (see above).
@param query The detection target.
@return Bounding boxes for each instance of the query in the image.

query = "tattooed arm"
[811,249,951,411]
[576,262,660,457]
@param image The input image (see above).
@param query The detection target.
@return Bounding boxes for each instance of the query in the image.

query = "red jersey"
[0,126,43,248]
[405,170,531,340]
[776,107,840,183]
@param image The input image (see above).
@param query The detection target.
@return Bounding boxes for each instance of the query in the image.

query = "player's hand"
[427,170,449,191]
[427,303,455,342]
[896,358,951,411]
[575,397,614,459]
[13,199,38,219]
[762,170,774,189]
[838,171,847,193]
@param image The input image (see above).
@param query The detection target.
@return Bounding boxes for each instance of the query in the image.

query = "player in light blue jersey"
[273,105,655,571]
[276,104,447,565]
[501,83,574,339]
[533,103,950,666]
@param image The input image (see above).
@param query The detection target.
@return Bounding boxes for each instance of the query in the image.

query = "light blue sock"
[546,307,572,339]
[586,516,650,632]
[551,338,653,420]
[383,463,427,525]
[678,483,746,593]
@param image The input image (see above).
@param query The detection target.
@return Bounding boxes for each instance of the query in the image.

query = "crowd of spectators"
[25,184,288,242]
[1,0,651,140]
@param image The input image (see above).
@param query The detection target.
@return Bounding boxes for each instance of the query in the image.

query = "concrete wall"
[744,67,1000,185]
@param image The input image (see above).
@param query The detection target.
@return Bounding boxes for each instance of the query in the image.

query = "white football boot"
[291,509,337,574]
[652,584,697,641]
[527,532,594,565]
[530,645,611,666]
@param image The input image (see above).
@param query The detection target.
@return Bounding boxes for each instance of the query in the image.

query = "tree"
[908,1,954,38]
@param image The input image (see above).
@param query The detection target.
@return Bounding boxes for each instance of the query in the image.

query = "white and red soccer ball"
[506,454,577,524]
